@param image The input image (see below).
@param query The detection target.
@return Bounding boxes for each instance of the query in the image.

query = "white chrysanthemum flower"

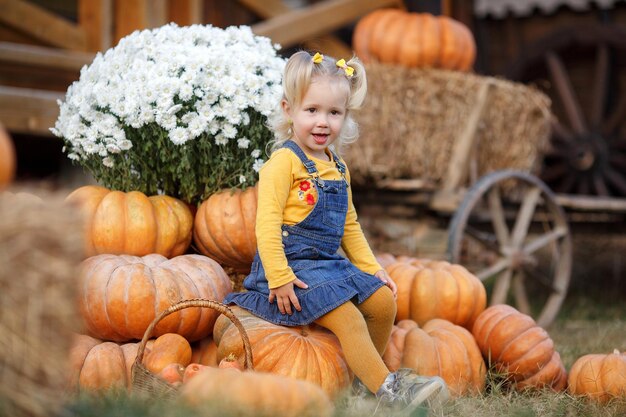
[239,175,246,184]
[215,133,228,146]
[169,127,188,145]
[251,149,261,158]
[237,138,250,149]
[252,159,264,172]
[103,157,115,167]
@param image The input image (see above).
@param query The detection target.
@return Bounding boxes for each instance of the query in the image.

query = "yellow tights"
[314,286,397,393]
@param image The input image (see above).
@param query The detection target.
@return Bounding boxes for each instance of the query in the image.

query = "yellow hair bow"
[335,58,354,77]
[312,52,324,64]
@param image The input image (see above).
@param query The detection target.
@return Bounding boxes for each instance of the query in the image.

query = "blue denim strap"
[282,140,318,175]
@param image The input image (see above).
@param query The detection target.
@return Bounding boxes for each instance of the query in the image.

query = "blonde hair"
[268,50,367,155]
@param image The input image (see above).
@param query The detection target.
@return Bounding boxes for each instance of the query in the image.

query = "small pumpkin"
[183,363,209,383]
[66,185,193,258]
[218,353,243,371]
[568,349,626,403]
[385,257,486,329]
[181,367,334,417]
[383,319,486,396]
[190,336,218,366]
[472,304,567,391]
[0,123,16,189]
[193,186,257,273]
[213,305,351,397]
[144,333,192,374]
[353,9,476,71]
[78,254,232,342]
[157,363,185,386]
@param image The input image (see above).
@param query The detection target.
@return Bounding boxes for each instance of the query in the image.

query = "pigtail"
[346,56,367,110]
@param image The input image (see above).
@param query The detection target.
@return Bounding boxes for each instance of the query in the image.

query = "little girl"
[225,51,448,413]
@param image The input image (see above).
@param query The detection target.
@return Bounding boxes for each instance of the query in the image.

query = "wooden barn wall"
[449,1,626,76]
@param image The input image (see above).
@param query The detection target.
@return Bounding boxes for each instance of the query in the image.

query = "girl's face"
[282,76,348,160]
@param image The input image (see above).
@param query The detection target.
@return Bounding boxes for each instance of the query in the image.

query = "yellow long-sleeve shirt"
[256,147,382,289]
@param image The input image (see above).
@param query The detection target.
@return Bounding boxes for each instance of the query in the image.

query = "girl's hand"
[269,278,309,315]
[375,269,397,298]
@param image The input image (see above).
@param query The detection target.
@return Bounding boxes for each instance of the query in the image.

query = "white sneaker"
[376,369,450,415]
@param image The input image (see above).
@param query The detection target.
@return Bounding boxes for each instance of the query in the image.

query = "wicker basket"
[131,299,254,399]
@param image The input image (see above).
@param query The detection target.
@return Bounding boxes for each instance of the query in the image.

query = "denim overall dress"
[224,140,385,326]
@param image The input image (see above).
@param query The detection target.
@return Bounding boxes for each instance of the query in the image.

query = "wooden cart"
[353,81,577,328]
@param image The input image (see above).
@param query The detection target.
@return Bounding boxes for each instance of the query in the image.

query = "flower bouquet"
[52,23,285,204]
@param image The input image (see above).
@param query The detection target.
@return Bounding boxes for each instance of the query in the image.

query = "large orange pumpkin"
[383,319,486,396]
[472,304,567,391]
[353,9,476,71]
[78,254,232,342]
[568,349,626,403]
[193,186,257,273]
[0,123,16,189]
[181,367,334,417]
[66,185,193,258]
[68,334,148,391]
[385,257,486,329]
[213,306,351,398]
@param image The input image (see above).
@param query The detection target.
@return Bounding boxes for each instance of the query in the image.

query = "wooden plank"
[239,0,351,57]
[0,0,87,50]
[204,0,256,27]
[147,0,168,28]
[114,0,146,43]
[250,0,403,48]
[169,0,203,25]
[238,0,287,17]
[0,85,63,136]
[555,194,626,213]
[0,41,94,71]
[78,0,113,52]
[442,81,492,192]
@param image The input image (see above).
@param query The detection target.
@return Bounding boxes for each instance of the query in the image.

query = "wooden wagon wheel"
[447,170,572,327]
[508,24,626,197]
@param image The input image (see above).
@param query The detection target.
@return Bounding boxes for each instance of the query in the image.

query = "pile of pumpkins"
[62,182,625,412]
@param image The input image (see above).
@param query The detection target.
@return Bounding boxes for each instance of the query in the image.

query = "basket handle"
[133,298,254,371]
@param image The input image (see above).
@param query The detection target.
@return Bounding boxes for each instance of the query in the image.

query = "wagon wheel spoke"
[512,271,532,315]
[522,226,569,255]
[523,263,563,294]
[464,225,500,253]
[576,175,591,195]
[476,257,511,282]
[605,167,626,195]
[592,171,610,196]
[551,119,575,143]
[545,51,587,135]
[603,91,626,135]
[488,186,510,247]
[511,187,541,248]
[590,43,609,127]
[490,269,513,305]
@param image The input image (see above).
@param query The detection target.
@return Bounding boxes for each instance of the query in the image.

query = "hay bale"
[347,63,551,186]
[0,189,84,417]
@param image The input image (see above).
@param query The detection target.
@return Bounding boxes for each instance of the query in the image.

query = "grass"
[8,295,623,417]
